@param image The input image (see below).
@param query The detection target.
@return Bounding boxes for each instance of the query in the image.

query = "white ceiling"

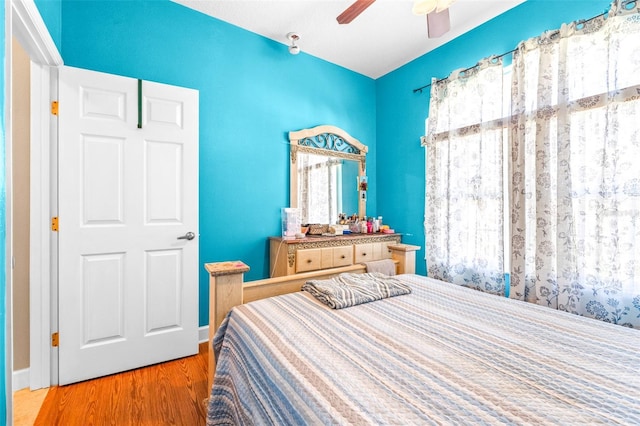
[173,0,525,79]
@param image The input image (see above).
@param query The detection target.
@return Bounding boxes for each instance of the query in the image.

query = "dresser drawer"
[332,246,353,267]
[380,242,393,259]
[296,248,322,273]
[320,248,334,269]
[372,242,382,260]
[355,242,393,263]
[320,246,353,269]
[354,243,374,263]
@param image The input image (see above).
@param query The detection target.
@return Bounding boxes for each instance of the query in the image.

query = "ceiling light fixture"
[287,32,301,55]
[412,0,456,15]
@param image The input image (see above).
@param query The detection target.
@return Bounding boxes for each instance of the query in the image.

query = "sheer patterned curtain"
[424,58,506,295]
[509,1,640,327]
[298,153,341,224]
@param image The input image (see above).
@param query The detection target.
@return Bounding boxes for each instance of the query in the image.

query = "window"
[426,8,640,326]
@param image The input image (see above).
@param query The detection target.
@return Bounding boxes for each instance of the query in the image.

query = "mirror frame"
[289,125,368,221]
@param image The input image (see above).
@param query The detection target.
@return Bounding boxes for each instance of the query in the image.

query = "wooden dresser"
[269,233,419,277]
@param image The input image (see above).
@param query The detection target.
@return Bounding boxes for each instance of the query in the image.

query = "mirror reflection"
[289,125,367,222]
[297,153,359,224]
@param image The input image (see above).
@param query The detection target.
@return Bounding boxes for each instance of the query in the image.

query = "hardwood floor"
[14,387,49,426]
[33,342,209,426]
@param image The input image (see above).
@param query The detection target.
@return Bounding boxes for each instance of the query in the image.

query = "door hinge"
[51,101,59,116]
[52,332,59,347]
[51,216,59,232]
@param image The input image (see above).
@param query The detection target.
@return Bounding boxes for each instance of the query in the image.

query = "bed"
[206,272,640,425]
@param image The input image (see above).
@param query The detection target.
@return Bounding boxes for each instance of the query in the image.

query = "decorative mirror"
[289,125,367,224]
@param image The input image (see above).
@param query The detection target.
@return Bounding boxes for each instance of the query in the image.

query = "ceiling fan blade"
[427,8,451,38]
[337,0,376,24]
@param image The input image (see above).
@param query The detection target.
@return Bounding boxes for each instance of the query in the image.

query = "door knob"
[177,232,195,241]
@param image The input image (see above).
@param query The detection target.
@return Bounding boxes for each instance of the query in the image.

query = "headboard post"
[205,261,250,393]
[388,244,421,274]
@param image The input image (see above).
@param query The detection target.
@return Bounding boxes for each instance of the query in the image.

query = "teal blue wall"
[376,0,610,276]
[31,0,611,334]
[35,0,62,52]
[59,0,376,326]
[1,0,6,422]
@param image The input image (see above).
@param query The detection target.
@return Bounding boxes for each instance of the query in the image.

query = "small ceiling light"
[287,32,301,55]
[412,0,456,15]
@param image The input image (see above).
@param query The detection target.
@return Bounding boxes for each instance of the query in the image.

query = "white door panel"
[145,140,183,223]
[81,253,125,344]
[58,66,198,385]
[145,249,183,332]
[82,135,125,225]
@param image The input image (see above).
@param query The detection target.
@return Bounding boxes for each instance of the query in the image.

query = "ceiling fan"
[336,0,457,38]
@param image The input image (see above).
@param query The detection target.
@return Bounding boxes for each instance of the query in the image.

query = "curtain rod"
[411,8,612,94]
[412,48,516,94]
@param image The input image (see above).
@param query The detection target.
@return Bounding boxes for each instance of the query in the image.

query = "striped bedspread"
[207,274,640,425]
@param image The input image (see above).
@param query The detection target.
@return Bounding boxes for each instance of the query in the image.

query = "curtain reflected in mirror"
[297,153,359,224]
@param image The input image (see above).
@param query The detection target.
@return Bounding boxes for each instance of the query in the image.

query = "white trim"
[48,65,59,387]
[9,0,63,392]
[12,368,29,392]
[6,8,15,425]
[11,0,62,66]
[29,62,52,390]
[199,325,209,344]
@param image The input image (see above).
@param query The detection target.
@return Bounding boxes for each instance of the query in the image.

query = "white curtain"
[509,1,640,327]
[424,58,506,295]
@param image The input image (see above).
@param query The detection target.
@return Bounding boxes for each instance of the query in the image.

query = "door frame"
[10,0,63,391]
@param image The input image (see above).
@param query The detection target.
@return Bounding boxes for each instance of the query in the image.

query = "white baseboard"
[199,325,209,343]
[13,368,30,392]
[12,328,210,393]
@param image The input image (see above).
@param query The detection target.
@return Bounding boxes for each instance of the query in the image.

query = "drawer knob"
[341,255,346,259]
[362,253,367,256]
[307,259,312,263]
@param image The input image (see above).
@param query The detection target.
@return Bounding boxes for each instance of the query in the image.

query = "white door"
[58,66,199,385]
